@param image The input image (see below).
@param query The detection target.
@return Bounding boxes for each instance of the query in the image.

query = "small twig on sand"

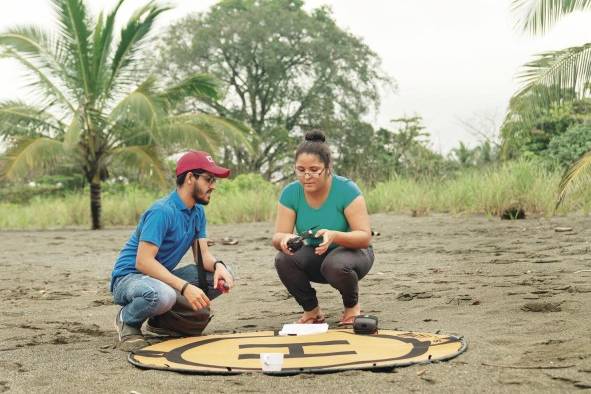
[481,363,575,370]
[574,269,591,274]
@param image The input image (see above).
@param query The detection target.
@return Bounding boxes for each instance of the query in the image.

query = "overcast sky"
[1,0,591,153]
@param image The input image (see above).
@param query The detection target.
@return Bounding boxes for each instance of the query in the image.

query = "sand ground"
[1,213,590,393]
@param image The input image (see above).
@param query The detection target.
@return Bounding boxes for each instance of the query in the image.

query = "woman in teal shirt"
[272,131,374,325]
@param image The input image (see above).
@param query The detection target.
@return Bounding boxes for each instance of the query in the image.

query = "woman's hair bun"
[304,130,326,143]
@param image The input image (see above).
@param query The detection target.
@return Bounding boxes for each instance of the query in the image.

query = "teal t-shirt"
[279,175,362,247]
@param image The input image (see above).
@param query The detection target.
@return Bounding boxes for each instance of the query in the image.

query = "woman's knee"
[274,252,296,273]
[322,248,372,281]
[320,259,353,281]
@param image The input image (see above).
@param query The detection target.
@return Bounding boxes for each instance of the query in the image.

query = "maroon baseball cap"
[175,150,230,178]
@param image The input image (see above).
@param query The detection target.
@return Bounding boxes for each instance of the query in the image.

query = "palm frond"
[159,74,220,108]
[0,100,65,138]
[513,0,591,35]
[515,43,591,104]
[556,150,591,207]
[192,114,255,153]
[110,144,168,186]
[91,0,125,99]
[157,114,222,154]
[51,0,93,95]
[107,1,171,94]
[0,137,67,180]
[0,26,59,61]
[63,111,81,148]
[1,48,74,111]
[0,27,75,110]
[109,76,165,131]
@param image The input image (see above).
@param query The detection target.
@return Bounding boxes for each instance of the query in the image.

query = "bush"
[546,122,591,169]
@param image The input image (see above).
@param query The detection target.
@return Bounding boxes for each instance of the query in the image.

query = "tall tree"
[155,0,392,179]
[511,0,591,206]
[500,86,589,159]
[0,0,247,229]
[333,116,448,183]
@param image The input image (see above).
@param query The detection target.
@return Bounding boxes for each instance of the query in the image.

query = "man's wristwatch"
[213,260,227,271]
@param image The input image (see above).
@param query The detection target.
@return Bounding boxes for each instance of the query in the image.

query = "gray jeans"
[112,264,223,328]
[275,245,374,311]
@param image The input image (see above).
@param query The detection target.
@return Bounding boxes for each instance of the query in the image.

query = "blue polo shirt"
[110,190,207,291]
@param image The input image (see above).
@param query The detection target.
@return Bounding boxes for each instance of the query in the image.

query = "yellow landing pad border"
[128,329,467,375]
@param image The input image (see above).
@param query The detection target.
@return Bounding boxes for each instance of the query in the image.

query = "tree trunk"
[90,181,102,230]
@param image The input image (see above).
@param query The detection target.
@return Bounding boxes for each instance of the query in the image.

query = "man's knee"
[144,283,177,314]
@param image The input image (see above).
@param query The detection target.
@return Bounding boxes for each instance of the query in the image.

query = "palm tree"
[451,142,476,167]
[511,0,591,206]
[0,0,248,229]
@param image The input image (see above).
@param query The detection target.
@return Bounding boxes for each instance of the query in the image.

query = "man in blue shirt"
[111,150,234,350]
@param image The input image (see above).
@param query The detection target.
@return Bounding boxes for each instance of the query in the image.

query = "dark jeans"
[274,245,374,311]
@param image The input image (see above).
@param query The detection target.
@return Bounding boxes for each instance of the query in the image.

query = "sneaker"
[145,318,182,338]
[114,309,147,351]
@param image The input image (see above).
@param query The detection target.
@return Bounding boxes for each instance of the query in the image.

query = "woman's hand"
[315,229,338,255]
[183,284,210,310]
[280,233,298,255]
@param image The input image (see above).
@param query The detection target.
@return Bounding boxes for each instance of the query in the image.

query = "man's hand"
[213,264,234,292]
[183,284,210,310]
[315,229,338,255]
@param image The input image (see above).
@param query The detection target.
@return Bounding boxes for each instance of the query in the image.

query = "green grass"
[0,175,279,230]
[1,161,590,230]
[366,160,591,216]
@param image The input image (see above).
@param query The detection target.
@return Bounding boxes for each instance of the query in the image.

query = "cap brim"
[205,165,230,178]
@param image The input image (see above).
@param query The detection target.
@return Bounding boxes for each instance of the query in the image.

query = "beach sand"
[1,213,590,393]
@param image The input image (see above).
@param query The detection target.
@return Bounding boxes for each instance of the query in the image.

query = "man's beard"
[192,182,210,205]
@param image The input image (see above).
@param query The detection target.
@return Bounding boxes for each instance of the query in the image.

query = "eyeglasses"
[294,167,326,178]
[192,172,217,185]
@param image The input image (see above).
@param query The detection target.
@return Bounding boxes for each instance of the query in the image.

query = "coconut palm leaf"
[194,114,255,153]
[1,137,67,179]
[63,111,82,148]
[110,144,168,186]
[51,0,93,95]
[556,151,591,207]
[157,115,221,154]
[109,78,164,130]
[91,0,125,99]
[513,0,591,34]
[0,25,64,67]
[0,101,64,138]
[515,43,591,100]
[159,74,220,107]
[15,54,74,112]
[0,35,73,111]
[108,1,171,95]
